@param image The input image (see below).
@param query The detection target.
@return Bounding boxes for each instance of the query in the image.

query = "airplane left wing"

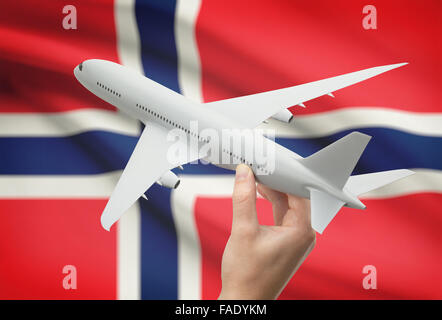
[101,123,204,231]
[204,63,407,128]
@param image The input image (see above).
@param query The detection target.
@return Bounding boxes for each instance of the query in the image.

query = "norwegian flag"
[0,0,440,299]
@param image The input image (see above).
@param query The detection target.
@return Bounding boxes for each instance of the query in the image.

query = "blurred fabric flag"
[0,0,440,299]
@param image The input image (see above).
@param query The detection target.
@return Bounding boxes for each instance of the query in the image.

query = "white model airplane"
[74,59,413,233]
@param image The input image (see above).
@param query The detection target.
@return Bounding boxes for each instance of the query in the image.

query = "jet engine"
[156,170,180,189]
[271,109,294,123]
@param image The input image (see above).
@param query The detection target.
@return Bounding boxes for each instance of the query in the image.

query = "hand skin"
[218,164,316,300]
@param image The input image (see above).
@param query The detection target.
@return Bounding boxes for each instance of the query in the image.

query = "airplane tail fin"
[301,132,371,189]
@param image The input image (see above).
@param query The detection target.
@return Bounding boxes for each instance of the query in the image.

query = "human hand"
[218,164,316,300]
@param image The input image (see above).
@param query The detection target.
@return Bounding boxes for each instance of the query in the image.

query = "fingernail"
[236,164,249,181]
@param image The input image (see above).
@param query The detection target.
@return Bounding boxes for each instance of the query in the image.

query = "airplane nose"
[73,62,84,81]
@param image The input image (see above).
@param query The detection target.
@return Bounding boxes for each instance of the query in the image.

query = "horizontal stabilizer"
[310,188,345,233]
[301,132,371,189]
[345,169,414,196]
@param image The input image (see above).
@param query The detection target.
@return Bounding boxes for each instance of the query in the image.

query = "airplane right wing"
[101,122,205,231]
[204,63,407,128]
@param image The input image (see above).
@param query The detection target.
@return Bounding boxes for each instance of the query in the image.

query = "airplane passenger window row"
[134,103,268,173]
[135,103,210,144]
[97,81,121,98]
[221,148,269,174]
[134,102,268,173]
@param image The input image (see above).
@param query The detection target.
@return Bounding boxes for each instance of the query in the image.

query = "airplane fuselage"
[74,59,363,209]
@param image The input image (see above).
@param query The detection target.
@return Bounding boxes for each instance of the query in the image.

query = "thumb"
[232,164,258,231]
